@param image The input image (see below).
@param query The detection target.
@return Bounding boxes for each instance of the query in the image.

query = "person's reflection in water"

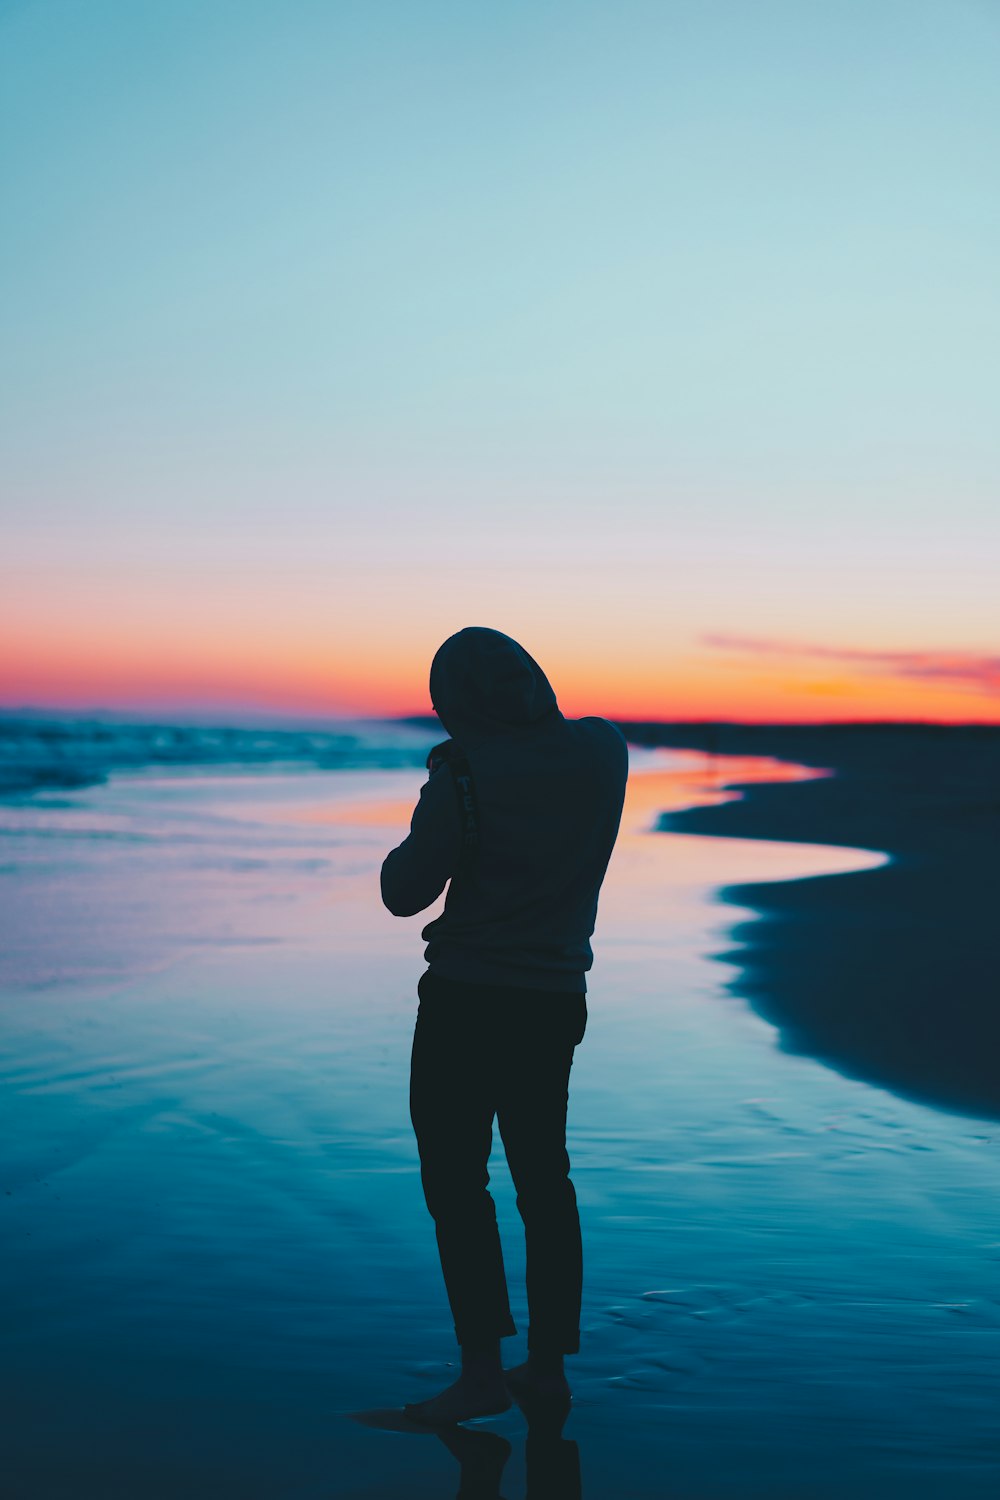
[434,1426,513,1500]
[348,1387,581,1500]
[519,1387,580,1500]
[381,627,628,1426]
[438,1389,580,1500]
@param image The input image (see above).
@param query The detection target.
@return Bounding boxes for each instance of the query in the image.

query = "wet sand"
[622,723,1000,1121]
[2,738,999,1497]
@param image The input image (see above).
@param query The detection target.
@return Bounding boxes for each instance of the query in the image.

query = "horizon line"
[1,704,999,731]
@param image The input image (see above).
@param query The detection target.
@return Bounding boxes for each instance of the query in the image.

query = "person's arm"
[380,764,462,917]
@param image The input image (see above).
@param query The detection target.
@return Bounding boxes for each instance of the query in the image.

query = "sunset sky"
[2,0,998,723]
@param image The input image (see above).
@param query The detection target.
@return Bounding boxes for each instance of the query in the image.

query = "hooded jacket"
[380,627,629,992]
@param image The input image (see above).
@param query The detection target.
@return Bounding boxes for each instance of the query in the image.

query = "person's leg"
[496,992,587,1396]
[406,973,516,1423]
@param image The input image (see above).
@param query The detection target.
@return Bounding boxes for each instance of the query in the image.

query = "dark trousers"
[409,968,588,1355]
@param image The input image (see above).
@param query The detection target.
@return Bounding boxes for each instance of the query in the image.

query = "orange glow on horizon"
[0,639,997,725]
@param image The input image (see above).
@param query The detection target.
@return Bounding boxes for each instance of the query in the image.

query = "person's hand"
[426,739,455,776]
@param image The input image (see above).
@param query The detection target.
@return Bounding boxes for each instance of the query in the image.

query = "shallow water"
[1,747,998,1498]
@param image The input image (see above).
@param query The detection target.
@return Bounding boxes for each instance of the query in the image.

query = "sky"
[2,0,998,723]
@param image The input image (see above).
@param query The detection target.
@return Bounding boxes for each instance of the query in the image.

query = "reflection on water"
[349,1386,578,1500]
[1,748,998,1498]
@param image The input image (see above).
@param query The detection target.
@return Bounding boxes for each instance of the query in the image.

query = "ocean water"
[1,723,998,1498]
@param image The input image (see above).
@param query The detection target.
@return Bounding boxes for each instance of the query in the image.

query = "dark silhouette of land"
[614,722,1000,1122]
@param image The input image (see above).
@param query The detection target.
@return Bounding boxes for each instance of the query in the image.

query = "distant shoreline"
[623,721,1000,1122]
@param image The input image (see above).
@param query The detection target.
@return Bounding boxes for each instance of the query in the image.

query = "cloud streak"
[701,635,1000,698]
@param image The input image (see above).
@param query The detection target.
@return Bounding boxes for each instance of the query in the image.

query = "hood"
[429,627,562,745]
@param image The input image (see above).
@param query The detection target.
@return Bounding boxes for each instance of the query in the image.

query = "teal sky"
[2,0,998,719]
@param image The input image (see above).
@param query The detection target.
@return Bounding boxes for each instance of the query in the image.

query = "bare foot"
[404,1373,512,1427]
[503,1361,571,1403]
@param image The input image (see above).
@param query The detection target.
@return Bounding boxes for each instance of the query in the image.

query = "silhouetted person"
[381,627,628,1425]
